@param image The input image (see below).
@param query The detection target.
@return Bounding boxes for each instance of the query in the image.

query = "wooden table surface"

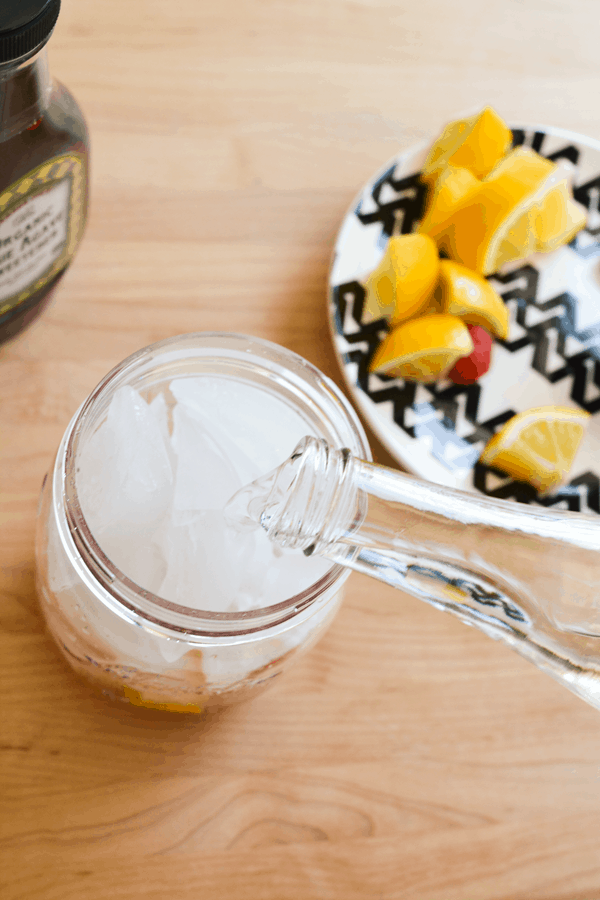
[3,1,600,897]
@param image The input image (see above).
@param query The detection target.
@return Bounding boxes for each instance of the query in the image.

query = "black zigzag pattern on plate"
[473,464,600,513]
[511,128,580,165]
[574,176,600,237]
[356,168,427,238]
[493,265,600,411]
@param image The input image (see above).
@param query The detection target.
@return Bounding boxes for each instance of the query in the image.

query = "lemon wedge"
[534,170,588,252]
[435,260,509,339]
[363,234,439,325]
[422,107,512,182]
[434,151,587,274]
[480,157,586,273]
[480,405,590,493]
[369,313,473,383]
[418,165,481,241]
[485,146,555,193]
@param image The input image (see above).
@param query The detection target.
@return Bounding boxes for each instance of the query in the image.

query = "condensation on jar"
[35,333,371,713]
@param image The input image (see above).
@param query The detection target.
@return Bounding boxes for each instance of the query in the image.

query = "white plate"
[329,125,600,514]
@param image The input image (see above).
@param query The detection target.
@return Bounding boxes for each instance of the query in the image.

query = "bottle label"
[0,153,86,318]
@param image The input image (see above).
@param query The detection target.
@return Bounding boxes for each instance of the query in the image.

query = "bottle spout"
[223,464,280,535]
[225,435,361,554]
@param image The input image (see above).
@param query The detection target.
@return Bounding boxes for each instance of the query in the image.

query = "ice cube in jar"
[77,375,331,612]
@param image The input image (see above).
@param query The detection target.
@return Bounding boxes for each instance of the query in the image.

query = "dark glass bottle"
[0,0,89,344]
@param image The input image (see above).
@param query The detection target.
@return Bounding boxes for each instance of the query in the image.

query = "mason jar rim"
[60,332,371,638]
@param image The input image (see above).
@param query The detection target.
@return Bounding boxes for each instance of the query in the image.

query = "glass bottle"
[228,435,600,711]
[0,0,89,344]
[35,334,370,713]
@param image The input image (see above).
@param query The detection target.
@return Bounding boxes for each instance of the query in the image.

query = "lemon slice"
[480,405,590,493]
[363,234,439,325]
[369,313,473,383]
[435,260,509,339]
[422,107,512,182]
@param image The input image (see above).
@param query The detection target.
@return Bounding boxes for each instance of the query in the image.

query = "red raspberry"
[448,324,493,385]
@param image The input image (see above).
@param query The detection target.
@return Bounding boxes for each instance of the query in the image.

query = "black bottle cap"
[0,0,61,64]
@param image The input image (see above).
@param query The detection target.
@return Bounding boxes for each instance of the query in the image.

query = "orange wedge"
[480,405,590,493]
[369,313,473,383]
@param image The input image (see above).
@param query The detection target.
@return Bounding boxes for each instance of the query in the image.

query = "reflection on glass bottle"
[227,435,600,712]
[0,1,89,344]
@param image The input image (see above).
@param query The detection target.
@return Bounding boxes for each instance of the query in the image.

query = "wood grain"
[3,0,600,897]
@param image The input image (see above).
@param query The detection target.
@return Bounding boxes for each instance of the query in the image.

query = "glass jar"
[35,333,370,713]
[0,1,89,344]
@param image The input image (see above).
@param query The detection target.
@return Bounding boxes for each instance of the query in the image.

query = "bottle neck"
[225,436,363,555]
[230,433,600,561]
[227,436,600,711]
[0,45,51,142]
